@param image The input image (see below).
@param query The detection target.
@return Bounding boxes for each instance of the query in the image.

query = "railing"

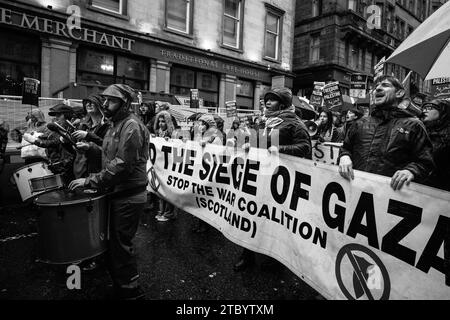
[0,95,82,151]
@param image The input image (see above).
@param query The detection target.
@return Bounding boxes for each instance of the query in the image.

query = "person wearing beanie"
[422,99,450,191]
[197,114,223,146]
[233,87,312,273]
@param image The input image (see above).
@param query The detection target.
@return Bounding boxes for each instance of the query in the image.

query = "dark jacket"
[339,108,434,182]
[424,119,450,191]
[73,117,109,179]
[34,123,75,178]
[85,112,150,193]
[262,110,312,159]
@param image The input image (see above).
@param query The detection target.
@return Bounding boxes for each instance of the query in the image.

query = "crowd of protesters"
[0,74,449,299]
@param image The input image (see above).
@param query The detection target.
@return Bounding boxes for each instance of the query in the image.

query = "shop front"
[0,3,293,110]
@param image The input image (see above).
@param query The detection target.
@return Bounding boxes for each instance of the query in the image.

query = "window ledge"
[87,5,130,21]
[163,27,194,39]
[263,56,281,64]
[220,44,243,53]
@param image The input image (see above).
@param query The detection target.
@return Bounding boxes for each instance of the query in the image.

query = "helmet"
[100,84,136,103]
[264,87,293,109]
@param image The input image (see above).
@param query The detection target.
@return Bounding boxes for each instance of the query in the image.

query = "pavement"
[0,200,322,300]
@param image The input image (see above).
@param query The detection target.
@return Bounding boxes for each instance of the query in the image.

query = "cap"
[100,84,136,103]
[48,103,74,116]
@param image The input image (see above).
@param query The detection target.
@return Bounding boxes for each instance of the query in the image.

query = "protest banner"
[350,75,368,99]
[430,78,450,101]
[323,82,344,111]
[311,141,342,165]
[22,77,40,107]
[147,137,450,300]
[310,82,325,109]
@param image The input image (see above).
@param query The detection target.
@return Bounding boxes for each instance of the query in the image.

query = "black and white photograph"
[0,0,449,308]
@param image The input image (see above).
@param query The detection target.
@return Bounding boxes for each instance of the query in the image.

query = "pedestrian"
[21,108,48,164]
[153,110,177,222]
[233,87,312,272]
[340,107,364,141]
[23,104,76,183]
[191,114,222,233]
[226,118,250,148]
[0,119,8,205]
[314,110,341,143]
[338,75,434,191]
[0,119,8,174]
[68,84,150,300]
[71,93,108,179]
[421,99,450,191]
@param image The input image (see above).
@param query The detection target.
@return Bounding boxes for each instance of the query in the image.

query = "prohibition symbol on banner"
[335,243,391,300]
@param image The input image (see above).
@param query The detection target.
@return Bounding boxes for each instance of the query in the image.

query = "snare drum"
[13,162,55,201]
[29,174,64,196]
[34,189,109,264]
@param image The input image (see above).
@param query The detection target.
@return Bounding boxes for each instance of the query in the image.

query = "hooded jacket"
[85,111,150,195]
[423,101,450,191]
[339,107,434,182]
[262,109,312,159]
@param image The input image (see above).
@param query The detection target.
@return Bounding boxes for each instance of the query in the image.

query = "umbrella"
[386,1,450,80]
[292,96,318,120]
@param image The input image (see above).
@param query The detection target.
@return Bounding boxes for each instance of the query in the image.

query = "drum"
[13,162,54,201]
[29,174,64,196]
[34,189,109,264]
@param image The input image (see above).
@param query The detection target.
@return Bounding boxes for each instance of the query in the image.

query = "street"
[0,201,321,300]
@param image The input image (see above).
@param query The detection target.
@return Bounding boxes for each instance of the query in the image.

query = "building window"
[236,78,254,110]
[348,0,356,11]
[222,0,244,49]
[170,65,219,109]
[77,47,148,90]
[165,0,193,34]
[264,5,284,61]
[91,0,126,15]
[0,31,40,96]
[312,0,322,17]
[310,35,320,63]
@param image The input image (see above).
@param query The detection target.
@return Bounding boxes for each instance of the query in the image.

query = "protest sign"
[225,100,237,118]
[147,137,450,300]
[323,82,344,111]
[310,82,325,109]
[22,77,40,106]
[350,74,368,99]
[431,78,450,101]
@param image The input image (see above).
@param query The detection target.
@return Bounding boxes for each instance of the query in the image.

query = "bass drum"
[34,189,109,264]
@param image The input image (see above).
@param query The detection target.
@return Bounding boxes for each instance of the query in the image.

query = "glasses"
[422,104,437,111]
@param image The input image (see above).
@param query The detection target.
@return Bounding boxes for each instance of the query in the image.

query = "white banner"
[148,138,450,300]
[311,141,342,165]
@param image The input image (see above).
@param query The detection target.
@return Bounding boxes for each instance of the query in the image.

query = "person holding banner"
[338,75,434,190]
[421,99,450,191]
[68,84,150,300]
[314,110,341,143]
[261,87,312,157]
[234,87,312,272]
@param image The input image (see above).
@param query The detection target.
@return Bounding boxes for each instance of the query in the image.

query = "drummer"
[23,103,76,183]
[71,94,109,179]
[69,84,150,300]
